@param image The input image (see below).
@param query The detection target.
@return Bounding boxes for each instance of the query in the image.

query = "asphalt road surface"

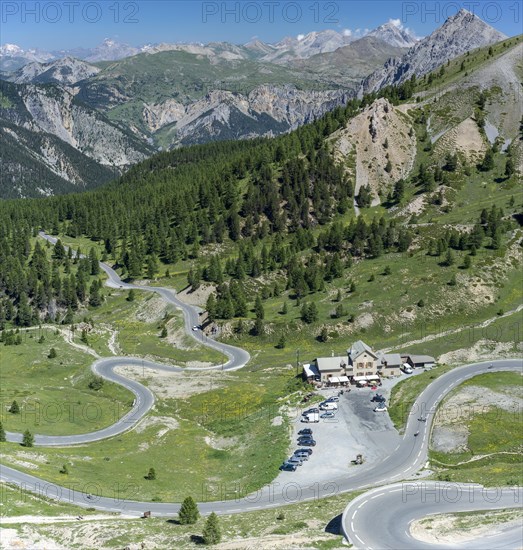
[1,233,521,549]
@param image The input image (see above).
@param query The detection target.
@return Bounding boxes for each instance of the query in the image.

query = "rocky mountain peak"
[360,9,507,94]
[367,21,419,48]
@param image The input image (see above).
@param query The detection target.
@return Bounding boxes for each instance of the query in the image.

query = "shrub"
[88,376,104,391]
[145,467,156,480]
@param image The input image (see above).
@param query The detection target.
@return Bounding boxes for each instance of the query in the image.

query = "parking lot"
[274,382,406,486]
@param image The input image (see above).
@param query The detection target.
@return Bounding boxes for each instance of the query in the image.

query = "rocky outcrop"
[9,57,100,85]
[361,9,507,94]
[331,98,416,199]
[142,85,351,145]
[16,85,149,166]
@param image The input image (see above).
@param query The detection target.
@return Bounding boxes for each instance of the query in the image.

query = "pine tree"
[145,467,156,480]
[443,249,455,266]
[276,334,286,349]
[89,281,102,307]
[178,496,200,525]
[318,326,329,342]
[480,148,494,171]
[126,289,136,302]
[252,317,264,336]
[0,421,6,442]
[254,295,264,320]
[59,464,69,475]
[505,158,514,177]
[281,301,288,315]
[202,512,221,545]
[462,255,472,269]
[22,430,34,447]
[160,326,168,338]
[89,247,100,275]
[491,229,502,250]
[9,400,20,414]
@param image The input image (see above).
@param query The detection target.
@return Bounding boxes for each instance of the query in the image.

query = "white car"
[402,363,413,374]
[192,326,199,331]
[374,404,388,412]
[319,402,338,411]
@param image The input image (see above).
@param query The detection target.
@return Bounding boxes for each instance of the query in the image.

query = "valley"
[0,7,522,550]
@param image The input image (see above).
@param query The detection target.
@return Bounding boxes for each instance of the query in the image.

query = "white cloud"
[389,18,402,29]
[297,34,305,41]
[342,28,352,37]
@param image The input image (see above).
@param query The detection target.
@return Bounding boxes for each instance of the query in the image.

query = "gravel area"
[273,379,413,487]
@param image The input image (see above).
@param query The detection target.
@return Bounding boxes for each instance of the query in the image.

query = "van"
[319,402,338,411]
[302,412,319,423]
[401,363,413,374]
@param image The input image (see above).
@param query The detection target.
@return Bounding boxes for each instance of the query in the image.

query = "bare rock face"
[361,9,507,95]
[10,57,100,85]
[141,85,351,145]
[18,85,147,166]
[331,98,417,200]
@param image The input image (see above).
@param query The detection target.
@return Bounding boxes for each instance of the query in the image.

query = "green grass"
[0,483,101,517]
[398,309,523,360]
[388,364,454,431]
[429,372,523,486]
[2,490,359,549]
[224,228,522,365]
[0,367,300,502]
[89,290,225,365]
[0,331,133,435]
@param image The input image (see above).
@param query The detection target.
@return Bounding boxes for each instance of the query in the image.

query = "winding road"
[1,233,521,548]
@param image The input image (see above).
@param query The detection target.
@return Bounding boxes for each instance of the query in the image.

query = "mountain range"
[0,21,418,71]
[0,10,516,198]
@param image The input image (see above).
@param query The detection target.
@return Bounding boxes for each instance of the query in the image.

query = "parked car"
[302,408,319,415]
[326,396,339,402]
[295,447,313,455]
[374,404,388,412]
[319,402,338,411]
[192,326,199,331]
[371,394,385,402]
[298,428,313,436]
[320,411,336,419]
[287,456,304,466]
[402,363,413,374]
[279,462,297,471]
[298,439,316,447]
[293,451,309,460]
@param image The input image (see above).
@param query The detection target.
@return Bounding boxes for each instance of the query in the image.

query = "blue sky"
[2,1,521,50]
